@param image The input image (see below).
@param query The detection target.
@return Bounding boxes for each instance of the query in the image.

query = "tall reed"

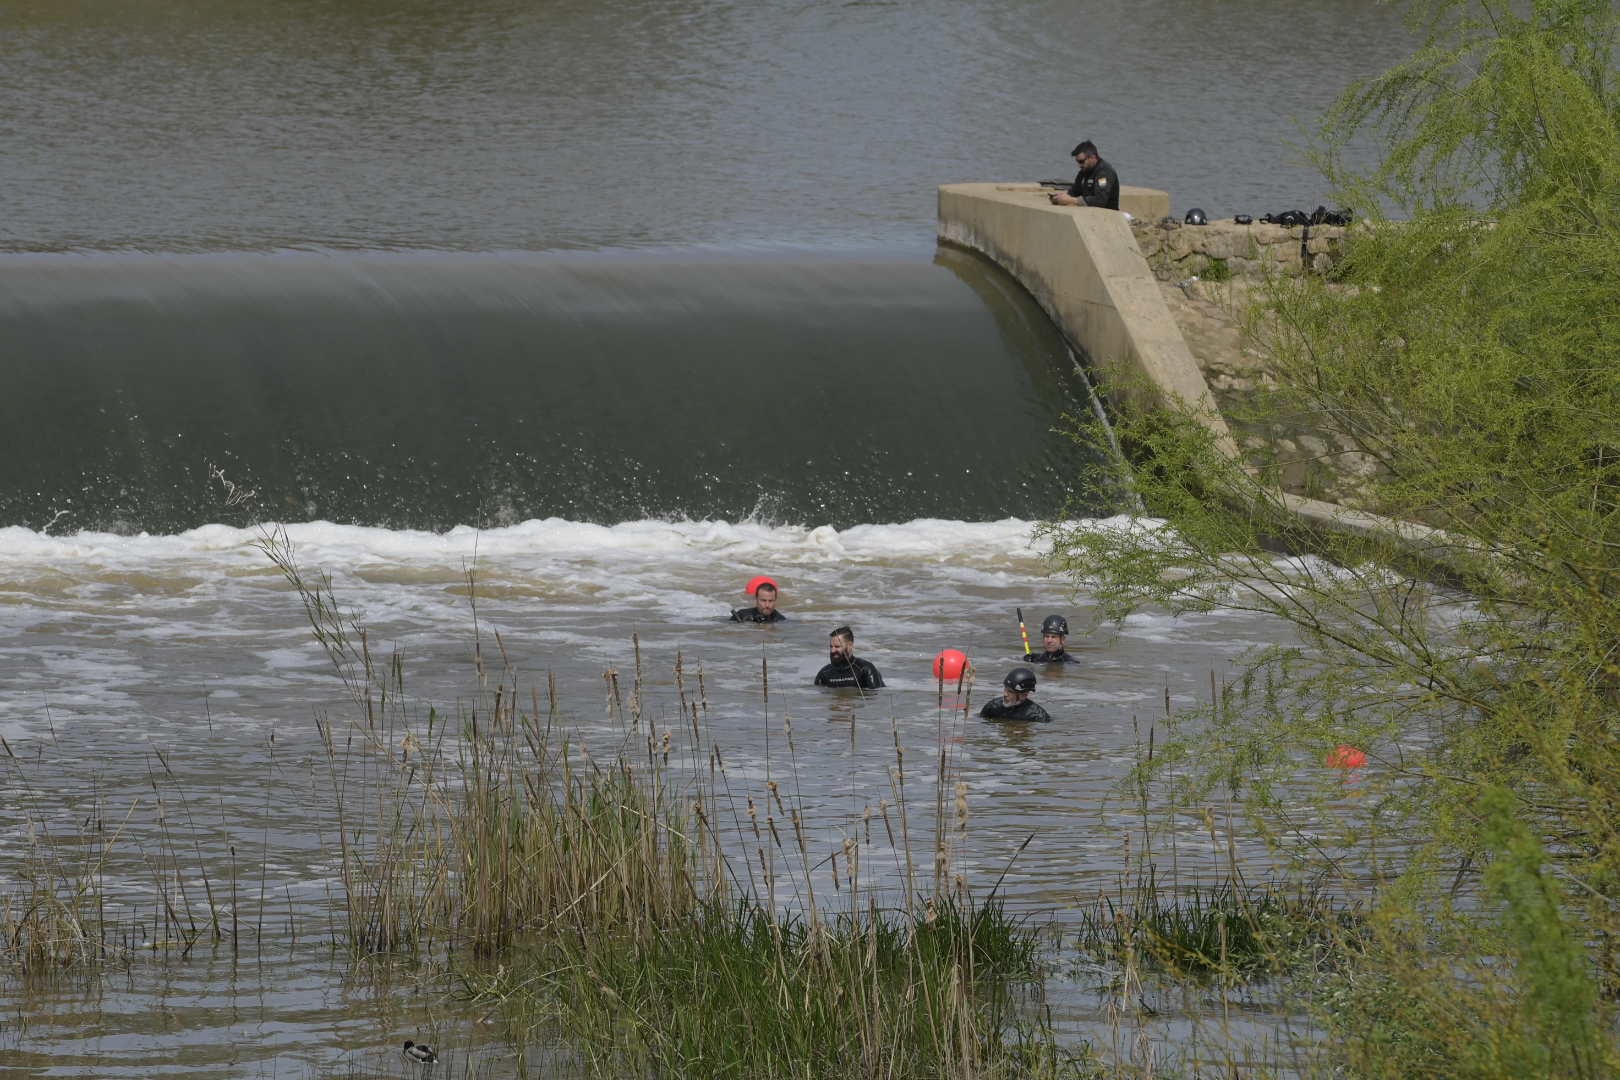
[0,741,114,971]
[1,740,233,971]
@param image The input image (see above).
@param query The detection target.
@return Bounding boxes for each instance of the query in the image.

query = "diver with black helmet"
[1048,140,1120,211]
[981,667,1052,722]
[1024,614,1077,663]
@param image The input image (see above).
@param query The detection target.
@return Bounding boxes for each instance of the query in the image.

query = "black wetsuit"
[814,657,885,690]
[980,697,1052,722]
[1067,157,1121,210]
[1023,650,1076,664]
[731,607,785,623]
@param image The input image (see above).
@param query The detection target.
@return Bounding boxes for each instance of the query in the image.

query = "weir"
[0,250,1118,532]
[937,181,1445,552]
[937,182,1233,455]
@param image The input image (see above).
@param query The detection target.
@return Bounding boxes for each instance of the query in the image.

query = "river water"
[0,1,1415,1076]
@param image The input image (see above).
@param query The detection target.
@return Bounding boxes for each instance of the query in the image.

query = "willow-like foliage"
[1047,3,1620,1074]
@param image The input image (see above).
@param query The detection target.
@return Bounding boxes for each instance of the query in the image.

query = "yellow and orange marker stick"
[1016,607,1032,659]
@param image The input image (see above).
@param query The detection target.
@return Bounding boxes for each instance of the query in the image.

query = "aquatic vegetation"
[1048,2,1620,1074]
[0,842,108,972]
[1071,868,1356,983]
[469,895,1083,1080]
[0,739,237,973]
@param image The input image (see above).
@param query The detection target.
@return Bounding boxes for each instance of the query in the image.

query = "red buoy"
[1326,745,1368,769]
[933,649,970,681]
[745,575,777,596]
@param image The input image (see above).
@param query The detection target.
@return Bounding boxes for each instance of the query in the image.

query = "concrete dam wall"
[937,181,1439,552]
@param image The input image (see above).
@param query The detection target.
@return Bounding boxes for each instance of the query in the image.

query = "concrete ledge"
[939,181,1451,561]
[937,182,1235,457]
[988,183,1171,222]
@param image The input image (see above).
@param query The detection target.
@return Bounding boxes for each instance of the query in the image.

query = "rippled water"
[0,0,1412,254]
[2,519,1349,1076]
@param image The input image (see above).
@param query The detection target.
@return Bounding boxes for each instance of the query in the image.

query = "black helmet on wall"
[1040,615,1069,636]
[1184,207,1208,225]
[1004,667,1038,692]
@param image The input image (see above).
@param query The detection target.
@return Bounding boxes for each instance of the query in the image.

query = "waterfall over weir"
[1,247,1115,533]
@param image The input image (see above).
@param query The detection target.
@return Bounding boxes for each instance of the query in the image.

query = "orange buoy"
[745,575,777,596]
[1326,745,1368,769]
[932,649,970,681]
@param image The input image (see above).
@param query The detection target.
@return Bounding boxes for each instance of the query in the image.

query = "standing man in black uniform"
[814,626,885,690]
[1049,140,1120,211]
[981,667,1052,722]
[1024,614,1078,663]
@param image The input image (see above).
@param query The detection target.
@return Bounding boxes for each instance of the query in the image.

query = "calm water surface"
[0,2,1411,1075]
[1,0,1411,253]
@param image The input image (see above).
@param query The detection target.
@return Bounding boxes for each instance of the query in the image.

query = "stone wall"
[1131,218,1349,281]
[1143,231,1379,507]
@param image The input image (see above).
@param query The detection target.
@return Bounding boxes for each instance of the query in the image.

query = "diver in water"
[981,667,1052,722]
[814,625,885,690]
[731,578,785,623]
[1024,614,1077,663]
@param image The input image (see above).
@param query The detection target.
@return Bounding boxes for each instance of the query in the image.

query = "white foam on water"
[0,513,1329,669]
[0,516,1196,667]
[0,515,1126,574]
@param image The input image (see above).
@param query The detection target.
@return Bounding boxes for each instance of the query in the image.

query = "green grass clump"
[912,894,1045,979]
[475,894,1090,1080]
[1072,869,1351,982]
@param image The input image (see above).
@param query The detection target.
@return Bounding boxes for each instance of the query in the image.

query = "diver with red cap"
[731,576,786,623]
[981,667,1052,722]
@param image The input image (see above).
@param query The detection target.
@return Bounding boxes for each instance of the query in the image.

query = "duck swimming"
[403,1039,438,1064]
